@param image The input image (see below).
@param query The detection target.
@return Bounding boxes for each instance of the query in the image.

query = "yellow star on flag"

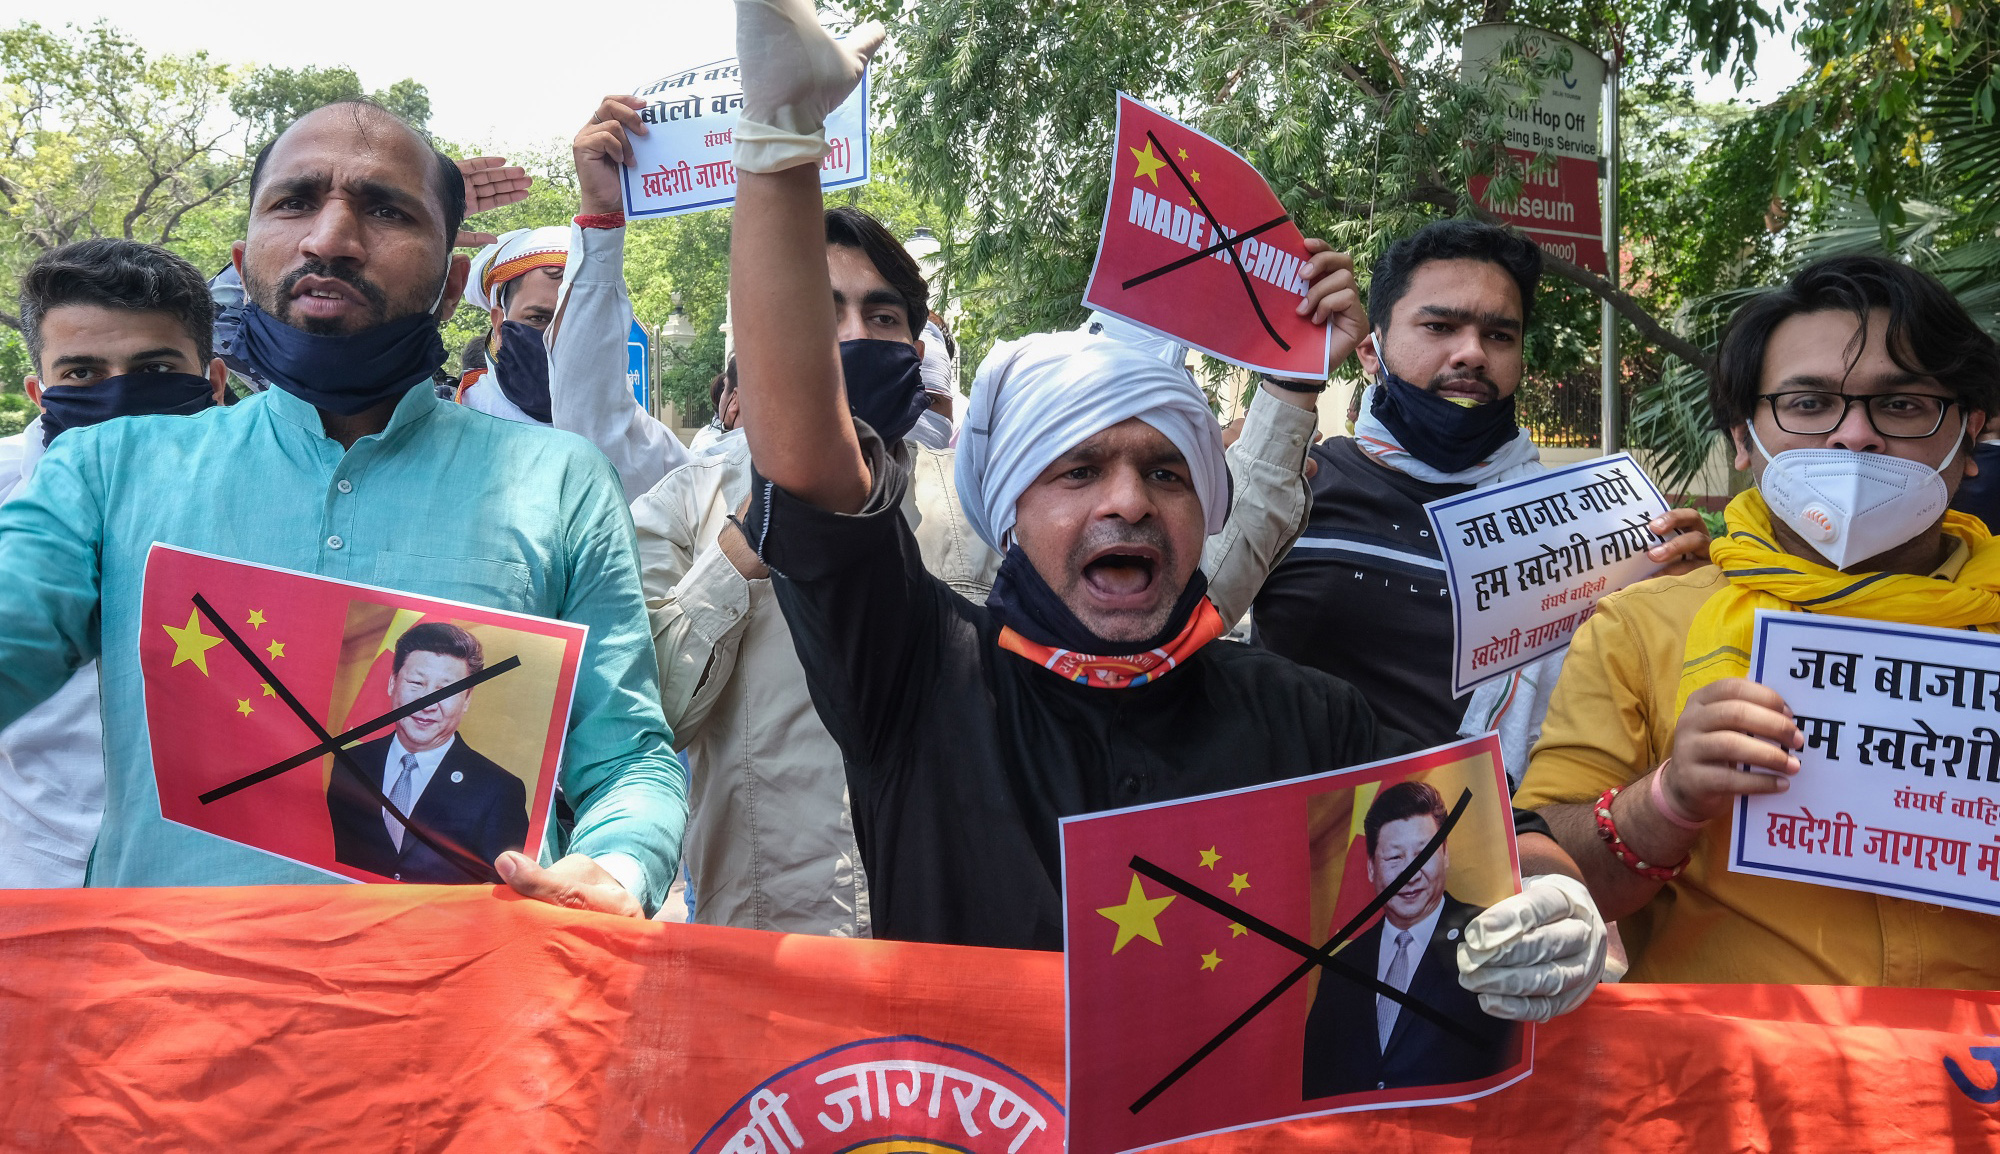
[1177,147,1189,161]
[1229,923,1248,938]
[162,609,224,676]
[1098,875,1175,954]
[1129,139,1167,187]
[1198,846,1221,870]
[1199,949,1223,971]
[1228,871,1251,895]
[260,682,276,697]
[265,640,286,660]
[1190,171,1201,183]
[235,699,253,717]
[246,610,266,629]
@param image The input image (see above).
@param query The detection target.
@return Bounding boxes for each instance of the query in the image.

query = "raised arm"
[550,96,692,502]
[730,0,882,514]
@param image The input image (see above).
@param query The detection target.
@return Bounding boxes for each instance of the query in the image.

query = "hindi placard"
[1736,611,2000,915]
[140,544,585,885]
[1060,735,1529,1154]
[620,53,870,219]
[1425,452,1669,697]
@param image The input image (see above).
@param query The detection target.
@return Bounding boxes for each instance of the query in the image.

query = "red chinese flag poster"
[139,544,586,885]
[1059,734,1529,1154]
[1082,92,1330,378]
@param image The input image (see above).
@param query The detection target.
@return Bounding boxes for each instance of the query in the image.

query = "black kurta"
[744,432,1407,951]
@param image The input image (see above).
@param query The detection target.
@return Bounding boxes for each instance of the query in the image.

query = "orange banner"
[1,886,1998,1151]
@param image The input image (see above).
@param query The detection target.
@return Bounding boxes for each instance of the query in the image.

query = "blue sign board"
[627,320,651,410]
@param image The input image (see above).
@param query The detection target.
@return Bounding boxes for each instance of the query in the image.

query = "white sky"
[2,0,738,156]
[9,0,1808,154]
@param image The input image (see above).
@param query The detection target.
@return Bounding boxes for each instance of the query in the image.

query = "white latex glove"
[1454,873,1608,1023]
[734,0,885,174]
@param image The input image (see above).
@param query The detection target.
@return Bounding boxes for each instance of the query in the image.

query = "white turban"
[954,329,1228,553]
[1080,310,1191,370]
[463,226,571,311]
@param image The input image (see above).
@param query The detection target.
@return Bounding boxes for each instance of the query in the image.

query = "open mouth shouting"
[1078,542,1165,612]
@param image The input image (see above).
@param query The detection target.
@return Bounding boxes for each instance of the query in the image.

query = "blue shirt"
[0,382,685,911]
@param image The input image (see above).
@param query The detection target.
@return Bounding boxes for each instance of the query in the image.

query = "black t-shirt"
[742,431,1408,951]
[1251,437,1471,748]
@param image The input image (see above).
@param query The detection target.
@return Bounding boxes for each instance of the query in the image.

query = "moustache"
[279,258,389,312]
[1066,519,1175,568]
[1426,372,1498,403]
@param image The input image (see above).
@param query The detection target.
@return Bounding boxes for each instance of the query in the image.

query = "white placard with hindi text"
[1426,453,1669,697]
[1736,611,2000,916]
[619,54,870,219]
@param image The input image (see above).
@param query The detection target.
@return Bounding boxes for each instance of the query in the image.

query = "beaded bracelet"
[1594,785,1690,880]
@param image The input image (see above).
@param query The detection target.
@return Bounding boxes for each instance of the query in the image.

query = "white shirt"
[547,224,693,502]
[380,732,455,845]
[1377,897,1447,996]
[688,422,730,455]
[458,361,548,426]
[0,416,107,887]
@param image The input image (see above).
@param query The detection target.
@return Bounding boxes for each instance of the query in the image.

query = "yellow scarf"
[1676,490,2000,713]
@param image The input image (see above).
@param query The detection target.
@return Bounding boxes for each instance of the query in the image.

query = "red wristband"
[574,211,625,230]
[1595,786,1690,880]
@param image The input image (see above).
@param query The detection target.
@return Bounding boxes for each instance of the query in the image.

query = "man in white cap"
[722,0,1609,1026]
[455,225,569,424]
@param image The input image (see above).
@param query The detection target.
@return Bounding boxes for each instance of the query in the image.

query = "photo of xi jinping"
[1301,780,1517,1099]
[326,623,529,883]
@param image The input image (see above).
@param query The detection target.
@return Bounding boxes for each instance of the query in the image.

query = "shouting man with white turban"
[456,225,569,424]
[725,0,1609,1024]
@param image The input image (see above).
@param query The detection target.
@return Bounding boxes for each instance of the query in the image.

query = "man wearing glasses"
[1516,255,2000,985]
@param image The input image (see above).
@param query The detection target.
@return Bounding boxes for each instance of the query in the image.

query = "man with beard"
[0,99,684,915]
[1250,221,1712,783]
[721,0,1608,1031]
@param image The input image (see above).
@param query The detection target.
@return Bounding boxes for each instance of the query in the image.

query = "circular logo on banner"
[689,1035,1064,1154]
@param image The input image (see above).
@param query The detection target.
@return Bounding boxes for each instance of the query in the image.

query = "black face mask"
[38,372,217,448]
[492,320,552,424]
[1369,352,1520,474]
[839,339,929,444]
[984,545,1210,656]
[238,302,447,417]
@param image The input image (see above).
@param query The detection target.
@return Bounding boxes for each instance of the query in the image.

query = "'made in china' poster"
[141,544,584,885]
[1061,735,1528,1154]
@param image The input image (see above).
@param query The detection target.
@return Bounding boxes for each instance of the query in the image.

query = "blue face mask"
[1369,340,1520,474]
[38,372,217,448]
[238,301,447,417]
[491,320,551,424]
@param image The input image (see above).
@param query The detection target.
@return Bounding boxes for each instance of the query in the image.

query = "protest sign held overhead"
[1426,453,1668,697]
[1082,93,1331,379]
[1737,612,2000,917]
[620,54,870,219]
[1060,735,1527,1154]
[140,545,585,885]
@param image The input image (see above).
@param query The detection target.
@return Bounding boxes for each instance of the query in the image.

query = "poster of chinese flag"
[1082,92,1330,379]
[139,544,585,885]
[1060,734,1529,1154]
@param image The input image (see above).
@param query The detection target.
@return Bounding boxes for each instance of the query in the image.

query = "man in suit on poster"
[328,623,529,883]
[1302,781,1518,1098]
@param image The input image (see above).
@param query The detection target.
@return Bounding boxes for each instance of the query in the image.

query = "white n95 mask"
[1751,424,1958,572]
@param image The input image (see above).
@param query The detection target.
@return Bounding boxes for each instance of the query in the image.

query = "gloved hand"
[1454,873,1607,1023]
[734,0,885,174]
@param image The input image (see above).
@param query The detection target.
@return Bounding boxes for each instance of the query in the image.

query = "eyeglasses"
[1759,390,1960,439]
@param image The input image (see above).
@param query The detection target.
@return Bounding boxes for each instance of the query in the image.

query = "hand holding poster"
[1736,611,2000,915]
[1081,93,1331,378]
[1060,735,1528,1154]
[141,544,584,885]
[620,55,870,219]
[1426,452,1669,696]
